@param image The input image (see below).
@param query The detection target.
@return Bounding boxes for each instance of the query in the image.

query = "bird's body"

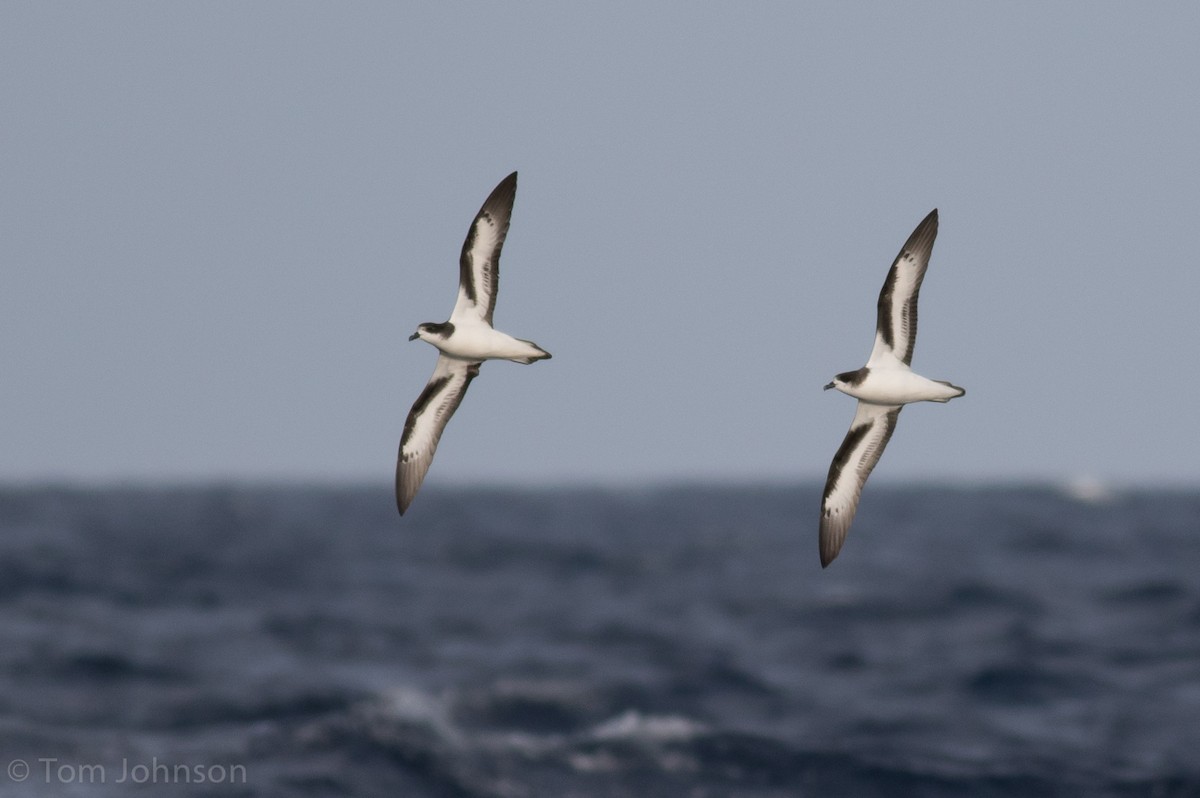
[820,209,963,567]
[413,321,548,364]
[829,366,963,406]
[396,172,550,516]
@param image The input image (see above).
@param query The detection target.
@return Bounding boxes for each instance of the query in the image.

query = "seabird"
[396,172,551,515]
[820,209,964,567]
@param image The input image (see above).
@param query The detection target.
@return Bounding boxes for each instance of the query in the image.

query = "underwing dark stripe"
[399,375,452,457]
[398,362,483,459]
[877,265,898,353]
[875,209,938,365]
[903,286,919,364]
[457,173,517,325]
[463,362,481,383]
[866,409,901,477]
[458,231,478,305]
[822,420,873,505]
[855,410,900,479]
[429,364,481,443]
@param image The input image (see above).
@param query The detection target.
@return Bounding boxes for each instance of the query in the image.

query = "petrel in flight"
[820,209,964,566]
[396,172,551,515]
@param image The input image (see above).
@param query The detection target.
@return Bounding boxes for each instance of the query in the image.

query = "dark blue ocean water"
[1,484,1198,797]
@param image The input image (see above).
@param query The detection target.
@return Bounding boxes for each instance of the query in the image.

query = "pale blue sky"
[2,3,1198,486]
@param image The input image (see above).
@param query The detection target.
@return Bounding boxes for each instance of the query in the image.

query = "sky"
[2,3,1198,488]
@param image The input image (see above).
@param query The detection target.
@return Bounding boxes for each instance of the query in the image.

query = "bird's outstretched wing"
[819,401,902,566]
[396,355,482,514]
[867,209,938,368]
[451,172,517,327]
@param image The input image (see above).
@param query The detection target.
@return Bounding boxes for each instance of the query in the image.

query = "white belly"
[843,368,961,405]
[435,325,544,363]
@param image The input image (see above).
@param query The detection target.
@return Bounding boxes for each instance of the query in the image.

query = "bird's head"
[409,321,454,343]
[824,368,867,393]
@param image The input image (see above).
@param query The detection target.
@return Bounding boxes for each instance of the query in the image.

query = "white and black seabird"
[819,209,964,567]
[396,172,551,515]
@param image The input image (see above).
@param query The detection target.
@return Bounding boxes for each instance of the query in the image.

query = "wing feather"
[818,402,902,566]
[867,209,937,367]
[396,356,482,514]
[451,172,517,327]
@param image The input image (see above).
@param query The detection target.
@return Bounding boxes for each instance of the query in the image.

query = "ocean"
[0,483,1198,797]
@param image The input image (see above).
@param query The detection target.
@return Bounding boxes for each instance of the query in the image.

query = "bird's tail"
[513,339,552,364]
[932,380,965,402]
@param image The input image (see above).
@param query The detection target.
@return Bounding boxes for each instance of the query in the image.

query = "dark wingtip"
[913,207,938,237]
[396,465,411,516]
[819,531,838,568]
[496,171,518,195]
[478,172,518,217]
[820,536,839,567]
[894,208,939,265]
